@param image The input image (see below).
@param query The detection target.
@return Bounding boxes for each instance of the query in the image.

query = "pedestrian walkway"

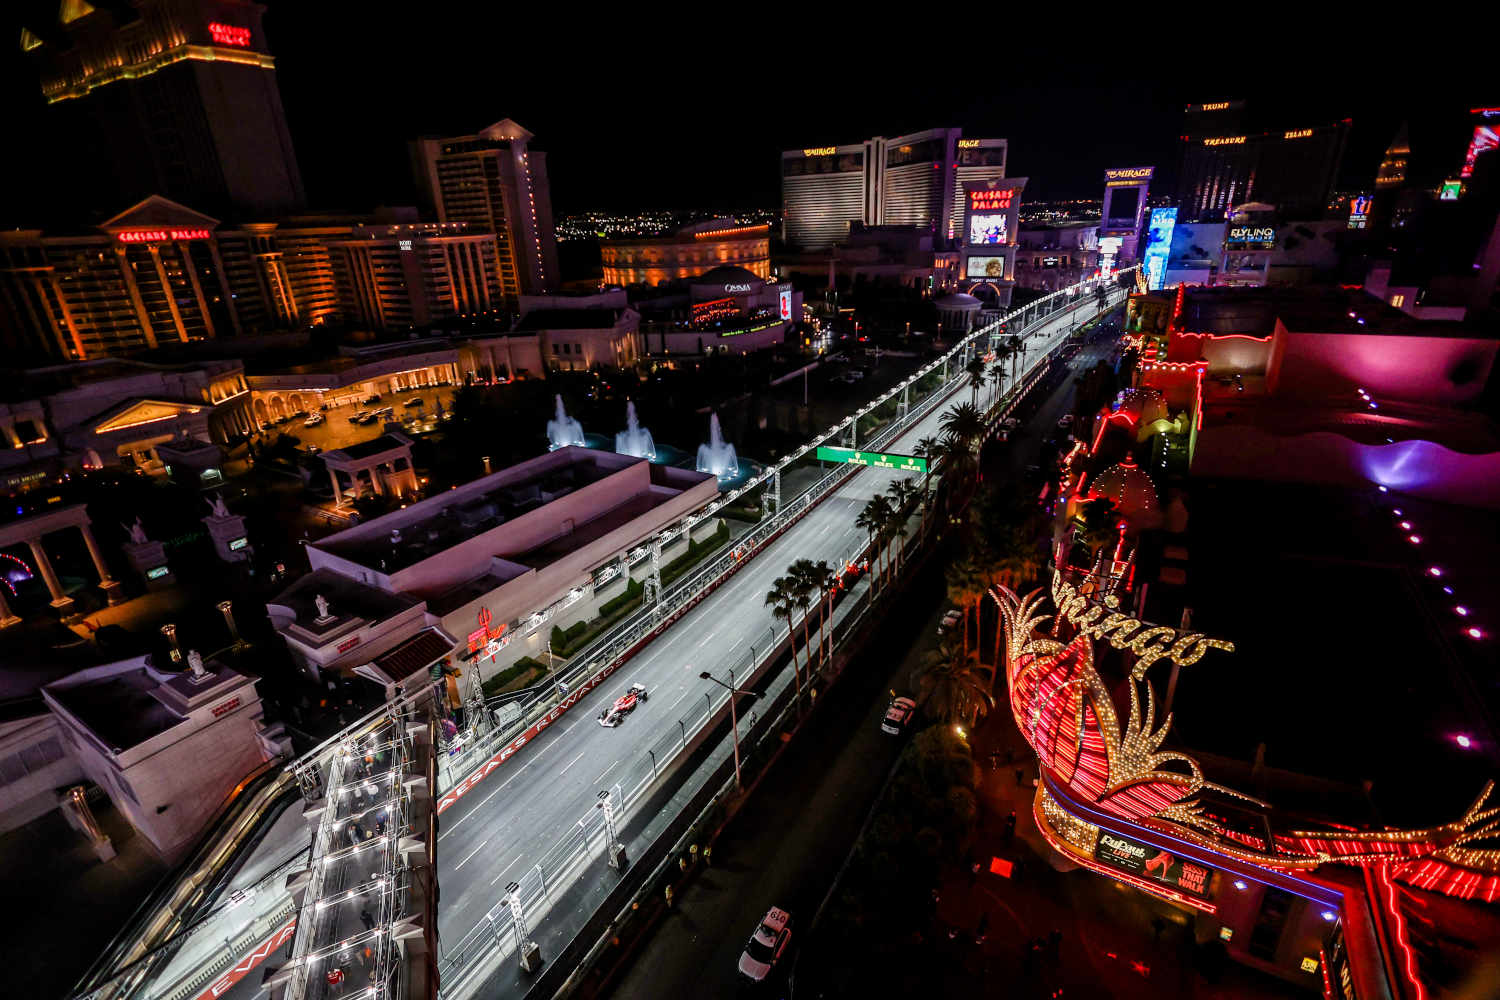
[930,713,1314,998]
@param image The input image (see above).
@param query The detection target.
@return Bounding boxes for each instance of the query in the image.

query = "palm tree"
[1006,334,1023,384]
[914,638,994,726]
[964,355,987,407]
[944,556,985,661]
[884,478,918,580]
[940,401,985,449]
[765,576,802,710]
[856,494,894,594]
[987,365,1008,411]
[789,559,819,683]
[798,559,836,671]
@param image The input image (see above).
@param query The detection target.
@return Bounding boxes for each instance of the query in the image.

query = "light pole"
[699,669,754,790]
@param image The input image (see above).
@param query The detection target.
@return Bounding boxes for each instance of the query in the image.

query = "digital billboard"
[1142,207,1177,291]
[1224,224,1276,251]
[778,286,793,320]
[965,256,1007,280]
[1098,236,1123,273]
[964,182,1022,248]
[1440,179,1463,201]
[1093,831,1214,899]
[1347,194,1371,230]
[968,215,1008,245]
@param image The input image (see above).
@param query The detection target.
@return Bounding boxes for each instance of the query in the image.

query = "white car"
[937,609,962,635]
[1057,414,1074,428]
[303,413,325,428]
[738,907,791,982]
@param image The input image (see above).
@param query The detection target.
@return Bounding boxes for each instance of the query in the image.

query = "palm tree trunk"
[800,604,812,681]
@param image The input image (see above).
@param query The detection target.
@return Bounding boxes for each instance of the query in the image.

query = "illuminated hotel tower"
[782,129,1006,251]
[22,0,305,220]
[410,120,560,299]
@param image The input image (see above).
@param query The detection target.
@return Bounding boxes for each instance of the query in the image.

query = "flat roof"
[271,568,417,632]
[1161,479,1496,828]
[1178,285,1500,339]
[314,448,707,574]
[48,664,183,751]
[514,308,624,331]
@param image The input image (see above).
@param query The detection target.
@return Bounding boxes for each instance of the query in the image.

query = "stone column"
[0,584,21,628]
[179,241,217,339]
[329,468,342,504]
[115,245,159,349]
[27,537,73,611]
[80,524,124,605]
[146,245,189,343]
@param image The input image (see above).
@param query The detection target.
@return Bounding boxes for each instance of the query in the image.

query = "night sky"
[0,12,1489,222]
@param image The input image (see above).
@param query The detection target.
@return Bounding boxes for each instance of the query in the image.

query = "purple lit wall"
[1266,325,1498,406]
[1193,429,1500,508]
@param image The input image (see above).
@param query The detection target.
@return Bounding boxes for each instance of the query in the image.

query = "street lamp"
[699,670,755,790]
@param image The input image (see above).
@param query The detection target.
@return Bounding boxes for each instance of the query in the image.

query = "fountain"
[696,412,739,480]
[545,395,585,451]
[615,401,657,461]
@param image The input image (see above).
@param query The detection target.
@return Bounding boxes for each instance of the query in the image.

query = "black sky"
[0,11,1489,223]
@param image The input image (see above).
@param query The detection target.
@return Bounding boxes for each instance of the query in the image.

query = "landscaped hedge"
[661,520,731,585]
[599,577,644,618]
[481,655,546,697]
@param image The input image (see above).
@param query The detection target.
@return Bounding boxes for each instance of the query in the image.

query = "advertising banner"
[1094,830,1215,899]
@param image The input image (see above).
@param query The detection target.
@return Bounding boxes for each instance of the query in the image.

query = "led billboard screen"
[1142,207,1177,291]
[968,215,1008,245]
[965,256,1007,279]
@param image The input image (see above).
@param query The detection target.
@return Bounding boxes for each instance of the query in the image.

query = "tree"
[764,576,803,712]
[789,559,820,684]
[805,559,836,670]
[987,365,1008,410]
[964,355,987,407]
[939,401,985,449]
[944,556,986,661]
[914,638,993,726]
[884,478,919,579]
[856,494,894,594]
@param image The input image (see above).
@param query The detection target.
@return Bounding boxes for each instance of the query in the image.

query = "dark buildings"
[21,0,305,221]
[1175,101,1348,221]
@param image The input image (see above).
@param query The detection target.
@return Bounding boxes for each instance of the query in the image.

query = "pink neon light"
[1173,331,1274,342]
[1377,862,1429,1000]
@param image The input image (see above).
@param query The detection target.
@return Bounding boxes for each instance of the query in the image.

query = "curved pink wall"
[1194,427,1500,508]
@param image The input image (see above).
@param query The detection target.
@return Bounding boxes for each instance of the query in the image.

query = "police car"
[737,907,791,981]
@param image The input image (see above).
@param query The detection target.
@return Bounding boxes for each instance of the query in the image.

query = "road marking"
[454,836,490,871]
[594,760,619,784]
[559,750,586,776]
[490,855,522,886]
[438,764,529,839]
[696,632,717,648]
[667,688,693,712]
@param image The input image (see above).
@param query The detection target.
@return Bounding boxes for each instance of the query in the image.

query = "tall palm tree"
[964,355,987,407]
[764,576,802,710]
[797,558,836,672]
[856,494,893,594]
[944,556,985,661]
[1006,334,1023,384]
[914,638,994,726]
[884,478,918,580]
[789,559,819,683]
[941,401,985,448]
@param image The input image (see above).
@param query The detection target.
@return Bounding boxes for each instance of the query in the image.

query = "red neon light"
[989,856,1015,878]
[1034,803,1218,914]
[116,228,211,243]
[1173,331,1273,343]
[208,22,251,47]
[968,189,1016,211]
[1376,861,1428,1000]
[195,918,296,1000]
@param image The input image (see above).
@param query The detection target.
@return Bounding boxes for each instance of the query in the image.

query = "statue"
[315,594,331,620]
[122,517,149,545]
[186,649,206,678]
[206,494,230,519]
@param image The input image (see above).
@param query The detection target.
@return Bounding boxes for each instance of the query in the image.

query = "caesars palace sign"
[1050,570,1234,678]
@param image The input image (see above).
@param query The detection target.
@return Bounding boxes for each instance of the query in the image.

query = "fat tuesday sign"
[1051,570,1234,679]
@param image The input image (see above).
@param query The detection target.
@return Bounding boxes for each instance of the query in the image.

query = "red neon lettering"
[969,190,1014,210]
[116,228,210,243]
[208,22,251,47]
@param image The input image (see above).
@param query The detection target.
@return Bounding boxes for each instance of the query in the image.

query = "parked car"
[403,397,424,408]
[937,609,962,635]
[304,413,325,427]
[1057,414,1074,429]
[881,696,917,735]
[363,394,382,405]
[738,907,792,982]
[348,410,369,424]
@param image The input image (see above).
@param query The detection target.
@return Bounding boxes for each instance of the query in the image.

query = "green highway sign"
[816,446,927,474]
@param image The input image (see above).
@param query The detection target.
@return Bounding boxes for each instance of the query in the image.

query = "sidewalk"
[925,712,1314,998]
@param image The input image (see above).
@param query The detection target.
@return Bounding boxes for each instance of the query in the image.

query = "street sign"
[815,446,926,474]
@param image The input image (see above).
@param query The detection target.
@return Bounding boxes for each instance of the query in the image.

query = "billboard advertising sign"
[964,180,1024,248]
[1439,179,1463,201]
[1347,194,1371,230]
[966,256,1007,280]
[815,446,926,474]
[1142,207,1177,291]
[1098,236,1123,272]
[779,286,793,321]
[1094,831,1214,899]
[1224,225,1276,251]
[1104,166,1154,187]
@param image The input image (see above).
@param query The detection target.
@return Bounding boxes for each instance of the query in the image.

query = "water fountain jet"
[546,395,585,451]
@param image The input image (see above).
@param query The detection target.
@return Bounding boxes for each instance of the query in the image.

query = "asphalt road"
[427,297,1119,963]
[600,312,1124,1000]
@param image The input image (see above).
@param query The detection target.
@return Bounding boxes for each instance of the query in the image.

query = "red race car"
[598,683,649,727]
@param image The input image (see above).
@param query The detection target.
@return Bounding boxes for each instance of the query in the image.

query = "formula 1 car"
[598,683,649,727]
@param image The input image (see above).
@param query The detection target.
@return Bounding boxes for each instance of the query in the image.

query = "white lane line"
[558,750,586,776]
[594,760,619,784]
[667,688,692,712]
[454,836,490,871]
[489,855,522,886]
[696,631,718,648]
[438,763,529,839]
